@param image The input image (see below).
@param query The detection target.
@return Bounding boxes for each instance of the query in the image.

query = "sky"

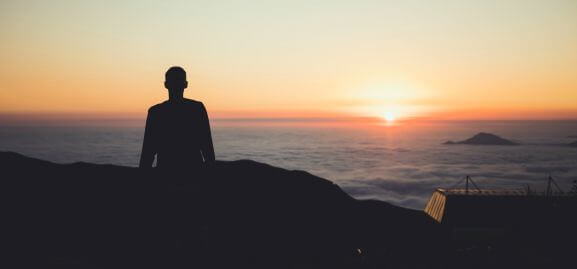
[1,0,577,121]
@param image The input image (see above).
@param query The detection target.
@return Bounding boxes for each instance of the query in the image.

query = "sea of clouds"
[1,120,576,210]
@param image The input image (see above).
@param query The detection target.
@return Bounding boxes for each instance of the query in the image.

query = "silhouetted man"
[139,66,215,169]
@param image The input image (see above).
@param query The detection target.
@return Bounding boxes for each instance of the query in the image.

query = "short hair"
[165,66,186,81]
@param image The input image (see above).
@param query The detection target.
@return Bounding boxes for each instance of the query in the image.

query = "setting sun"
[383,112,396,123]
[344,82,433,122]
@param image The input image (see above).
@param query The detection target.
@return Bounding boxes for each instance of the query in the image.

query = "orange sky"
[1,0,577,122]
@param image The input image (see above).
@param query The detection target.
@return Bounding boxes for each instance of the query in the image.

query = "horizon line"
[2,114,577,125]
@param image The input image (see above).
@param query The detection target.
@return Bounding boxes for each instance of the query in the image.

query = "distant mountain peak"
[444,132,518,146]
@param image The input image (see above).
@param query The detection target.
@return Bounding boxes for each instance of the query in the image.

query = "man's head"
[164,66,188,93]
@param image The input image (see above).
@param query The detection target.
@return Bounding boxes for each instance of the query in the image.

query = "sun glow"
[347,82,432,123]
[383,112,396,123]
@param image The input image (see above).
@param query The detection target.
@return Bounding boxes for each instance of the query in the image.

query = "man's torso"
[148,99,206,168]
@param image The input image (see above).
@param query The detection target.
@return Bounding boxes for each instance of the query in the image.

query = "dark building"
[424,186,576,243]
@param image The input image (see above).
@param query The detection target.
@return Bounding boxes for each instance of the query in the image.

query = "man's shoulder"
[147,102,168,113]
[182,99,207,111]
[182,98,204,107]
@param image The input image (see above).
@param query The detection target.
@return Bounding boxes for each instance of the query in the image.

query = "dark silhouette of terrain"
[2,151,440,269]
[569,141,577,147]
[140,66,215,169]
[444,132,518,145]
[3,151,576,268]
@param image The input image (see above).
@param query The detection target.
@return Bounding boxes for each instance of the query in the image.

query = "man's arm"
[199,103,216,164]
[139,109,156,168]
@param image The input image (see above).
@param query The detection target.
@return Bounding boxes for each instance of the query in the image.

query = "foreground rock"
[2,151,440,269]
[444,132,518,145]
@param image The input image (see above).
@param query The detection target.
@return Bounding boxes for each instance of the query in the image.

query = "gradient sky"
[1,0,577,121]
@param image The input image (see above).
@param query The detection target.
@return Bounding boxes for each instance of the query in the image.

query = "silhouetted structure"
[425,188,530,237]
[424,182,577,268]
[139,66,215,169]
